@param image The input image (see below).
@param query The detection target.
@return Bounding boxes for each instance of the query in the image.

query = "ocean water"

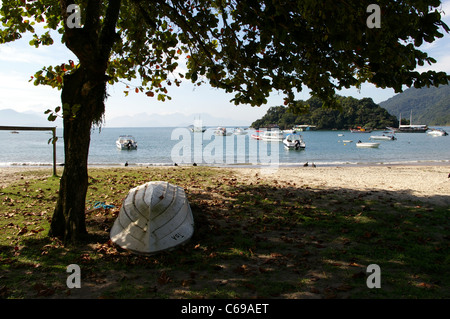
[1,126,450,167]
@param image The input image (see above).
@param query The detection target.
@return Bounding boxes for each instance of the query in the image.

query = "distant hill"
[251,95,398,130]
[106,112,250,127]
[379,85,450,126]
[0,108,249,128]
[0,109,62,127]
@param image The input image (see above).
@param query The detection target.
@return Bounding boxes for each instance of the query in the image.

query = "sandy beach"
[1,164,449,207]
[234,165,450,207]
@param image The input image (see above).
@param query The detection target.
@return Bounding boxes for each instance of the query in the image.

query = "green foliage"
[1,0,449,109]
[380,84,450,126]
[251,96,398,130]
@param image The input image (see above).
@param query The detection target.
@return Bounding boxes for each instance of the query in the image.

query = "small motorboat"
[233,127,247,135]
[188,124,206,133]
[370,134,397,140]
[116,135,138,150]
[356,140,380,148]
[260,129,284,141]
[214,127,232,136]
[427,128,448,136]
[283,133,306,150]
[350,127,372,133]
[251,130,263,140]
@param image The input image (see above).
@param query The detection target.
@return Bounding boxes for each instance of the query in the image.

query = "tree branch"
[99,0,121,64]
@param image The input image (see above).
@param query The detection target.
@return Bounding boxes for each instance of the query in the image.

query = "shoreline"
[1,163,449,207]
[1,159,450,169]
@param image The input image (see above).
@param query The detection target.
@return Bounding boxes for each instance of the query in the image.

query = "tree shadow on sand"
[1,177,449,299]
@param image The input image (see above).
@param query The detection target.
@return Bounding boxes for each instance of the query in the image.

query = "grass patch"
[0,166,449,299]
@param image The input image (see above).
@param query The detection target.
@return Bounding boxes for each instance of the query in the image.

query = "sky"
[1,1,450,127]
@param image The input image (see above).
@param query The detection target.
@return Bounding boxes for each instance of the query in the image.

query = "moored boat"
[350,127,372,133]
[251,130,263,140]
[116,135,137,150]
[370,134,397,140]
[387,111,428,133]
[427,128,448,136]
[356,140,380,148]
[214,127,231,136]
[233,127,247,135]
[283,133,306,150]
[260,129,284,141]
[188,124,206,133]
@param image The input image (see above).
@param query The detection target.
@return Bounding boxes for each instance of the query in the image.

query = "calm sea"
[1,126,450,168]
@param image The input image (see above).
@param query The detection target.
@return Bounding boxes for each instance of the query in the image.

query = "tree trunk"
[48,67,106,243]
[48,0,120,243]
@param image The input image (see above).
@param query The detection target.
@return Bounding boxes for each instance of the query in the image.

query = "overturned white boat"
[110,181,194,254]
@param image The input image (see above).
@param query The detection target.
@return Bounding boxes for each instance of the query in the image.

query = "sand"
[232,165,450,207]
[1,164,449,206]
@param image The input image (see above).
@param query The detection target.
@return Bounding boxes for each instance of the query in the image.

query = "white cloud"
[441,0,450,21]
[416,54,450,73]
[0,45,51,65]
[0,72,60,112]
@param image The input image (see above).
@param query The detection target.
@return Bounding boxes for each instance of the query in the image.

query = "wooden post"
[52,127,57,176]
[0,125,58,176]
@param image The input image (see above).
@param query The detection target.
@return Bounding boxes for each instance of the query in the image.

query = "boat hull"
[387,126,428,133]
[117,143,137,150]
[262,137,284,141]
[283,141,305,150]
[356,142,380,148]
[370,135,396,140]
[110,181,194,255]
[350,128,372,133]
[251,134,262,140]
[427,129,448,136]
[261,131,284,141]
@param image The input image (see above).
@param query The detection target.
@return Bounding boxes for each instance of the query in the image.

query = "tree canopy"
[1,0,449,111]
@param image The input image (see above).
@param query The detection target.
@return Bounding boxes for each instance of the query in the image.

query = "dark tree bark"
[48,68,107,242]
[48,0,121,243]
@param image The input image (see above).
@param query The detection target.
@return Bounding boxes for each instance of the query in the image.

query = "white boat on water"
[427,128,448,136]
[387,111,428,133]
[251,130,263,140]
[261,129,284,141]
[283,133,306,150]
[188,117,206,132]
[214,127,231,136]
[356,140,380,148]
[350,127,372,133]
[370,134,397,140]
[116,135,138,150]
[188,125,206,133]
[233,127,247,135]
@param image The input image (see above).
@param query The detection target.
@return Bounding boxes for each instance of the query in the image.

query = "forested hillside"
[251,96,398,130]
[379,85,450,126]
